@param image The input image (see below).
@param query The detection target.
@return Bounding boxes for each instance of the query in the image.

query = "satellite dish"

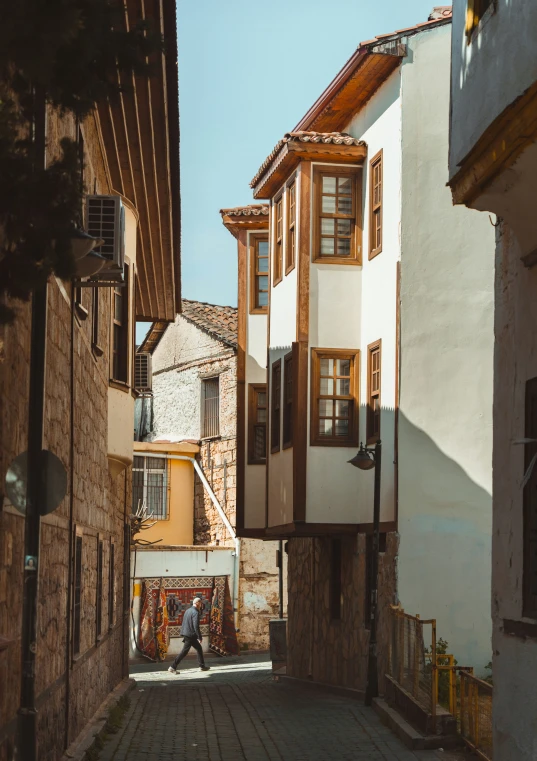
[5,450,67,516]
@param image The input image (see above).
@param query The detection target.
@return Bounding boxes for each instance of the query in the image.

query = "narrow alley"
[98,656,468,761]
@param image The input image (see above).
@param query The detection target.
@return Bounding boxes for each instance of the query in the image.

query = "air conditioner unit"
[135,352,152,394]
[86,195,125,279]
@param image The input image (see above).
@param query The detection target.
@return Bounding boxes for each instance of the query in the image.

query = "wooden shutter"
[524,377,537,617]
[202,378,220,439]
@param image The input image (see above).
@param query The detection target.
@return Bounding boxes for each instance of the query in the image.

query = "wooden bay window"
[250,234,269,314]
[311,348,359,447]
[367,340,381,443]
[248,384,267,464]
[369,151,383,259]
[313,167,361,265]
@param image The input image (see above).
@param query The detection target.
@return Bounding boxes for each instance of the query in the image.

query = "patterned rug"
[209,576,239,656]
[138,579,169,661]
[139,575,238,661]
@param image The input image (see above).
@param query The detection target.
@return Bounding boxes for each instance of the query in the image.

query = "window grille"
[108,542,115,628]
[202,377,220,439]
[132,455,170,519]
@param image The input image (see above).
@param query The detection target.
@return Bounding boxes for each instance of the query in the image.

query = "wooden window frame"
[96,536,104,639]
[108,539,115,631]
[201,376,220,439]
[366,340,382,444]
[466,0,494,41]
[249,233,269,315]
[73,530,83,657]
[248,383,267,465]
[111,262,129,384]
[273,192,284,286]
[271,359,282,454]
[310,348,360,448]
[330,538,342,621]
[369,150,383,259]
[523,377,537,619]
[312,166,362,266]
[283,352,293,450]
[285,177,297,275]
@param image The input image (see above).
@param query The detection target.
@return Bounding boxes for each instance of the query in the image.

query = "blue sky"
[137,0,440,343]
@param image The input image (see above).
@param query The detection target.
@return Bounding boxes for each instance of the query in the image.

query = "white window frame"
[132,455,169,520]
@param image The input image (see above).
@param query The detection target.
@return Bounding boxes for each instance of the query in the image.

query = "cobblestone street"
[98,656,468,761]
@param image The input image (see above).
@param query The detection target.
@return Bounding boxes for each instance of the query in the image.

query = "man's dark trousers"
[171,636,205,669]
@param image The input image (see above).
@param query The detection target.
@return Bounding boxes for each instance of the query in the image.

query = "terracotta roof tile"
[359,7,452,48]
[250,131,366,189]
[181,299,237,348]
[220,204,269,217]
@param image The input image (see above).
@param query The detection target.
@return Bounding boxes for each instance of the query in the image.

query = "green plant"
[425,637,458,710]
[483,660,493,685]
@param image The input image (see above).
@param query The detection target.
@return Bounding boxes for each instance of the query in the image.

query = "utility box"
[269,618,287,675]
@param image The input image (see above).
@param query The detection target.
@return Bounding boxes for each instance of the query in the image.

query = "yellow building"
[133,440,199,546]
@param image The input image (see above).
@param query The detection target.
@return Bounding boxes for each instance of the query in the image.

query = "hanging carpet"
[138,575,238,660]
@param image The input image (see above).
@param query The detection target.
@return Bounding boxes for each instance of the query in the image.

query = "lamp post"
[348,440,381,707]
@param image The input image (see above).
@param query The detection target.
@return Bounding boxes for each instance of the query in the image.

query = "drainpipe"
[162,455,241,630]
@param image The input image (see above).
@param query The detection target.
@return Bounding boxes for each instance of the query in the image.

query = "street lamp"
[348,440,381,706]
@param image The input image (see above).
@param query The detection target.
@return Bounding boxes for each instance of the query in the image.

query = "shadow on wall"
[286,404,492,691]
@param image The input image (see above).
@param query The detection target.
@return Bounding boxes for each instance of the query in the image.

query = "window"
[96,538,103,638]
[330,538,342,620]
[283,352,293,449]
[271,359,282,453]
[286,180,296,273]
[524,378,537,618]
[108,541,115,629]
[91,286,102,355]
[112,262,129,383]
[274,194,283,285]
[132,456,169,519]
[73,534,82,656]
[201,377,220,438]
[248,384,267,464]
[367,341,381,443]
[311,348,359,447]
[250,234,269,314]
[313,168,361,264]
[466,0,493,38]
[369,151,383,258]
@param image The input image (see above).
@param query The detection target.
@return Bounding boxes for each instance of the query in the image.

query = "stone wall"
[0,108,129,761]
[287,533,398,691]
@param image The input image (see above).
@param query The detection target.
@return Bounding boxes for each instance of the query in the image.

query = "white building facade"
[449,1,537,757]
[231,7,494,692]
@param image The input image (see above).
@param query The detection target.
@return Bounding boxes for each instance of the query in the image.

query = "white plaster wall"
[449,0,537,174]
[398,25,493,669]
[132,547,235,578]
[150,316,236,441]
[491,224,537,760]
[306,73,402,526]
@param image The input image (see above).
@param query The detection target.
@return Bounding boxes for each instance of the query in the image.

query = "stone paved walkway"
[100,655,469,761]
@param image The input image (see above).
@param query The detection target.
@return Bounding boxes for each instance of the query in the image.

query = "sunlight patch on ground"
[132,659,272,684]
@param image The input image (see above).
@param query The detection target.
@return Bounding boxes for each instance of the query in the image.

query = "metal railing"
[459,670,493,760]
[387,606,438,728]
[387,606,493,760]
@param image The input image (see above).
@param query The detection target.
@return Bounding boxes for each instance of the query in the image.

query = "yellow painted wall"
[133,441,198,546]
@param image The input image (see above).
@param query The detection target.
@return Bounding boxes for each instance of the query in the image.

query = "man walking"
[168,597,210,674]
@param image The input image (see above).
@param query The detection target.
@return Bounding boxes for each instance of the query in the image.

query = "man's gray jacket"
[180,605,202,640]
